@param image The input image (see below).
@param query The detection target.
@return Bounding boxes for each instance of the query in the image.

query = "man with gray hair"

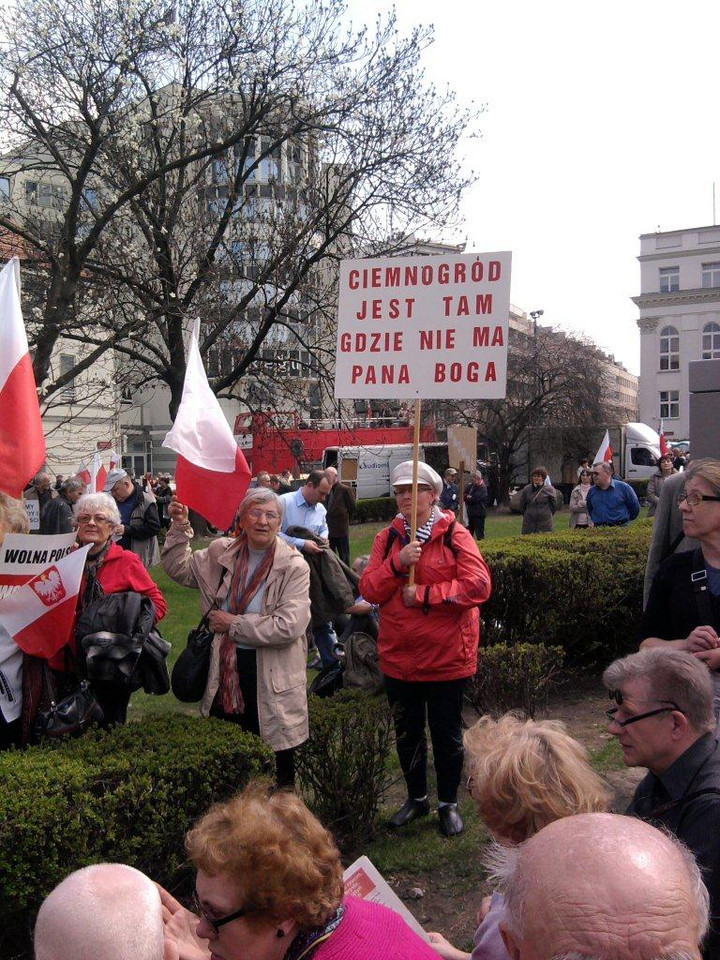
[34,863,165,960]
[604,648,720,958]
[40,477,83,534]
[493,812,709,960]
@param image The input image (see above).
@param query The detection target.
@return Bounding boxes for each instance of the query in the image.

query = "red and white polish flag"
[593,429,613,465]
[163,319,251,529]
[90,450,107,493]
[108,449,120,470]
[0,544,90,658]
[76,461,92,487]
[0,258,46,497]
[659,420,670,457]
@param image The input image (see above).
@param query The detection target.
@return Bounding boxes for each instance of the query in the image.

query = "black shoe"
[388,798,430,829]
[438,804,464,837]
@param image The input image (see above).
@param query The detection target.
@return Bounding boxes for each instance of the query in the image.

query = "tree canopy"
[0,0,477,418]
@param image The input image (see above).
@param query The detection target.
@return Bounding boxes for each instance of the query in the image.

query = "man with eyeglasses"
[585,460,640,527]
[604,648,720,960]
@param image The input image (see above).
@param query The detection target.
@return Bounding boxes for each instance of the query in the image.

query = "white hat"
[390,460,443,496]
[103,468,129,492]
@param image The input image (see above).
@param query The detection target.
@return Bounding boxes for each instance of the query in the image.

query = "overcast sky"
[346,0,720,374]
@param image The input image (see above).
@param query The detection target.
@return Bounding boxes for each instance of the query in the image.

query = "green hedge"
[467,643,565,718]
[627,478,649,498]
[297,690,393,853]
[353,497,398,524]
[480,521,651,668]
[0,716,271,957]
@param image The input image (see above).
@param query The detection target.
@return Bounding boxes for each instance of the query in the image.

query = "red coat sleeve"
[412,525,492,609]
[98,550,167,622]
[359,527,407,605]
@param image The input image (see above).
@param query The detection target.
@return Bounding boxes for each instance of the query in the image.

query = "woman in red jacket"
[359,461,491,837]
[71,492,166,725]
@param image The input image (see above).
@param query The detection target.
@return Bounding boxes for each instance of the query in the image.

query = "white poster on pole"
[335,252,511,400]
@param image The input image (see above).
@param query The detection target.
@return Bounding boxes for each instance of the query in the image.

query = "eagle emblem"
[30,566,66,606]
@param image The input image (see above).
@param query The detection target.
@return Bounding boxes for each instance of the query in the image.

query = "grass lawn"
[127,513,619,943]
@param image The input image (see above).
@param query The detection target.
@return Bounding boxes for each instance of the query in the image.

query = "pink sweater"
[314,897,437,960]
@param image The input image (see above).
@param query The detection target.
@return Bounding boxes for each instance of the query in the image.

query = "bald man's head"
[34,864,163,960]
[493,813,707,960]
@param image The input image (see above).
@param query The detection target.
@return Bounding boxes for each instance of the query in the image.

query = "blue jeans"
[313,622,338,668]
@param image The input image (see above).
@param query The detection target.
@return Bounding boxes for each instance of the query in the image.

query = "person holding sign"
[0,493,30,749]
[359,461,491,837]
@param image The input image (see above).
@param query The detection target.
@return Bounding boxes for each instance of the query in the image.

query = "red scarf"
[219,536,276,714]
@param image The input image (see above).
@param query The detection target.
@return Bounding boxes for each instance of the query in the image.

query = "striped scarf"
[403,509,436,545]
[218,535,276,714]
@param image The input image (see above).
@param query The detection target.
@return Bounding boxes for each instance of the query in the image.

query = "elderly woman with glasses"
[359,461,492,838]
[60,492,168,726]
[162,488,310,788]
[159,781,440,960]
[641,459,720,718]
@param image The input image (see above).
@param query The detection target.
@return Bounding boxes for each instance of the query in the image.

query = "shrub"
[467,643,565,718]
[627,478,649,499]
[480,521,651,668]
[0,716,271,959]
[353,497,398,524]
[296,690,393,853]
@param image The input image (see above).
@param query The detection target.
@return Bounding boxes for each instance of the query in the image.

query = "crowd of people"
[4,448,720,960]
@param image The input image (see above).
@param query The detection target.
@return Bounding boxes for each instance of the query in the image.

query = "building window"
[59,353,76,402]
[702,262,720,288]
[659,267,679,292]
[659,325,680,370]
[25,180,66,208]
[659,390,680,420]
[0,176,9,198]
[702,321,720,359]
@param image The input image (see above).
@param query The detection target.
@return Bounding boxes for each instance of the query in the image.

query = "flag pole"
[408,398,421,587]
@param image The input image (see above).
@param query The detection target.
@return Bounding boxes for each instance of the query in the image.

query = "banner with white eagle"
[0,543,90,658]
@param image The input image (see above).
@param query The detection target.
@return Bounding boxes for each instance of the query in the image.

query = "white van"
[323,443,430,499]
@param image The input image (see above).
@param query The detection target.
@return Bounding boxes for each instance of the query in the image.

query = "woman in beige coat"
[162,487,311,787]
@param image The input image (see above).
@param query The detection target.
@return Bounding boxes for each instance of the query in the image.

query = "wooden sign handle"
[408,398,421,587]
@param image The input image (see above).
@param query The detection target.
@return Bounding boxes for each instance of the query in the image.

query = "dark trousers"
[329,536,350,566]
[0,714,21,750]
[467,514,486,540]
[93,680,132,727]
[384,675,468,804]
[211,647,295,789]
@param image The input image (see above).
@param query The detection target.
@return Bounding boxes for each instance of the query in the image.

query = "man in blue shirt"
[586,462,640,527]
[280,471,335,666]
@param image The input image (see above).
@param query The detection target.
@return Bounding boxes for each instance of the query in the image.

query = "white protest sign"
[0,533,77,592]
[335,252,511,400]
[24,499,40,531]
[447,425,478,471]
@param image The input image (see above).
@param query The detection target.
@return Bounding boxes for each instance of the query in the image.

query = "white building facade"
[634,225,720,441]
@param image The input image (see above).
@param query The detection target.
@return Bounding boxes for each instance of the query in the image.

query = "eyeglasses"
[677,493,720,507]
[191,892,249,935]
[606,705,680,727]
[76,514,113,525]
[605,689,684,727]
[246,509,280,521]
[393,485,433,496]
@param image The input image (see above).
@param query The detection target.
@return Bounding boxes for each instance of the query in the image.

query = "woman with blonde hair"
[428,713,612,960]
[159,781,440,960]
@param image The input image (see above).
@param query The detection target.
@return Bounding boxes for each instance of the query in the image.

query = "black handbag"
[171,617,214,703]
[33,680,104,742]
[171,571,226,703]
